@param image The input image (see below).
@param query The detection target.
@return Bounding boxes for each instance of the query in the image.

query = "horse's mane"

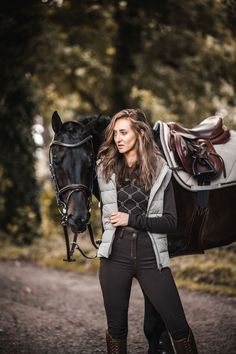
[78,114,111,152]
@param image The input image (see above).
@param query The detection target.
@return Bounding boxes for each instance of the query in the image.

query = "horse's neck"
[93,131,104,153]
[92,131,104,201]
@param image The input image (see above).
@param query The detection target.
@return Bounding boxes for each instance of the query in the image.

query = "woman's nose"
[116,134,121,142]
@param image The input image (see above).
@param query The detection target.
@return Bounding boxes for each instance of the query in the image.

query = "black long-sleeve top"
[117,180,177,233]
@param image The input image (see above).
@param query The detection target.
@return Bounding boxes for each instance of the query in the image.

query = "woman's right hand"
[109,212,129,227]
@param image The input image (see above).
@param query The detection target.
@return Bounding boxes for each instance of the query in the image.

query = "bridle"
[49,133,99,262]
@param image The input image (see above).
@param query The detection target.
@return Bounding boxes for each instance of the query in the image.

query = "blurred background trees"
[0,1,44,243]
[1,0,236,244]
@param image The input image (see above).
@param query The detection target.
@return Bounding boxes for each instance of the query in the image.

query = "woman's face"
[113,118,138,155]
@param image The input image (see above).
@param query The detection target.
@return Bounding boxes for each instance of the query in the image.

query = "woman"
[96,109,198,354]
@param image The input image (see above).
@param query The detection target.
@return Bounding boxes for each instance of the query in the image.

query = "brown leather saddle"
[168,116,230,182]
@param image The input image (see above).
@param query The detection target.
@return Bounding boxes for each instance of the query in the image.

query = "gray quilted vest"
[96,161,172,270]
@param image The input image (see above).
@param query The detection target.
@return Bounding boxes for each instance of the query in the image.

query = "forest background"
[0,0,236,295]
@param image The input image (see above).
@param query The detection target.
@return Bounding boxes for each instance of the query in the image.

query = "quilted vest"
[96,161,172,270]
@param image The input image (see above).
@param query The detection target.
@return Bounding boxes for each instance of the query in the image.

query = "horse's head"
[50,111,111,235]
[50,111,96,233]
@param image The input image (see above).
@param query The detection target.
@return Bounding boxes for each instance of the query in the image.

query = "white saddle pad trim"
[154,121,236,191]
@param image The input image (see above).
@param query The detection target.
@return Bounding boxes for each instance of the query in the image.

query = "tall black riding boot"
[172,328,198,354]
[158,331,175,354]
[147,330,174,354]
[106,330,127,354]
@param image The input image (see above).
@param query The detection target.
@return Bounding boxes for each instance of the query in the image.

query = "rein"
[49,134,99,262]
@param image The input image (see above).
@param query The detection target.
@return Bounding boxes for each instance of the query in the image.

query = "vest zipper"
[148,232,163,272]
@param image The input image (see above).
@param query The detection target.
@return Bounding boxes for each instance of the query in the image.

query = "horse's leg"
[143,292,174,354]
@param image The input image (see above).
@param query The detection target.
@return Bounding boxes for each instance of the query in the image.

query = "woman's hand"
[109,212,129,227]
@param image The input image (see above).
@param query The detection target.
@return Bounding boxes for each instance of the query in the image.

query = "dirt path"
[0,260,235,354]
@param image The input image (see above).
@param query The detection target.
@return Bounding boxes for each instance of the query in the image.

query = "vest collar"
[147,163,170,211]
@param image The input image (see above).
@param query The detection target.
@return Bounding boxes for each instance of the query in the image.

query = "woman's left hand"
[109,212,129,227]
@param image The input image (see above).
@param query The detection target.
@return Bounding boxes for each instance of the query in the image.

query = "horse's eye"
[52,148,65,165]
[53,155,61,165]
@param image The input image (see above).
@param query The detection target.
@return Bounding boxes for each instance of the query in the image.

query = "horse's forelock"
[63,120,83,128]
[78,115,97,126]
[97,115,111,129]
[79,114,110,130]
[59,115,110,142]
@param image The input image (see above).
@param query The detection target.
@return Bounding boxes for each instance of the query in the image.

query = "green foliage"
[0,165,12,215]
[1,0,236,246]
[38,0,236,126]
[172,245,236,296]
[40,182,61,238]
[0,0,44,243]
[5,206,40,245]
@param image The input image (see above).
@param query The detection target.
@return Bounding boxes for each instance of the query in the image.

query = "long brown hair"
[97,109,164,190]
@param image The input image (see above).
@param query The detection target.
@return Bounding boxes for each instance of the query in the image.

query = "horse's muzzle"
[67,214,88,233]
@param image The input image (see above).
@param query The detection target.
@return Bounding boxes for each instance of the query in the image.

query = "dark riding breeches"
[99,228,189,340]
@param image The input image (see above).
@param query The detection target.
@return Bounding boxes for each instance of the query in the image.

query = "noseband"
[49,134,98,261]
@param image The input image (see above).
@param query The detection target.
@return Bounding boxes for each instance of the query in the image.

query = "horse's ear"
[52,111,62,133]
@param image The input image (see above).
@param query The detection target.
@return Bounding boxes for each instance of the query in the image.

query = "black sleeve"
[128,181,177,233]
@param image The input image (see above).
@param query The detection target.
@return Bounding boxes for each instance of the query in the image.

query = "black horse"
[49,112,111,260]
[50,111,236,354]
[49,113,108,233]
